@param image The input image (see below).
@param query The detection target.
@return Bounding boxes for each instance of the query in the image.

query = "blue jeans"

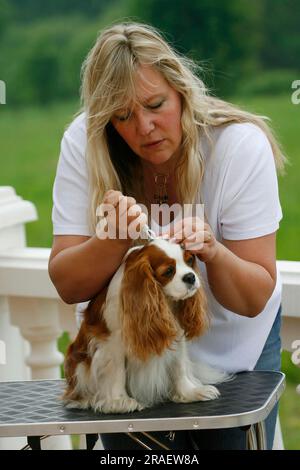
[101,307,282,450]
[253,305,282,449]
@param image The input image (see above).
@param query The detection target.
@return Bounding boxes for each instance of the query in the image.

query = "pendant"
[154,173,169,205]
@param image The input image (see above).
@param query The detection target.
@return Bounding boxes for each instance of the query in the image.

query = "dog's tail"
[190,359,235,385]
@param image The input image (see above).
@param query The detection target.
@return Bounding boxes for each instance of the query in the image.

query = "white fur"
[65,239,230,413]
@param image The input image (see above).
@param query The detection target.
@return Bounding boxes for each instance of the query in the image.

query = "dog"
[63,238,229,413]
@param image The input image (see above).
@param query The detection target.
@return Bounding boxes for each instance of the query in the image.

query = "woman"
[49,22,285,450]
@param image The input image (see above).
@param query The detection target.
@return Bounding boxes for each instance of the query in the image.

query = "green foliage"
[9,0,115,21]
[281,351,300,386]
[1,0,299,104]
[260,0,300,70]
[279,382,300,450]
[236,69,300,97]
[0,16,100,105]
[126,0,261,95]
[0,3,132,105]
[0,100,79,247]
[0,0,13,39]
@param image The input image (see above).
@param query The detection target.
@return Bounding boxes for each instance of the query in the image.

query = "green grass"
[280,351,300,449]
[1,94,300,449]
[279,382,300,449]
[0,99,80,247]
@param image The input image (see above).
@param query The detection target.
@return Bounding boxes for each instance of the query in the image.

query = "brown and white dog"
[63,238,228,413]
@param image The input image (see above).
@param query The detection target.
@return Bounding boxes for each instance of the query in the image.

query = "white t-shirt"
[52,112,283,373]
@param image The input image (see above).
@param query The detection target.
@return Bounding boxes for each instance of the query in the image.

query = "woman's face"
[110,65,182,169]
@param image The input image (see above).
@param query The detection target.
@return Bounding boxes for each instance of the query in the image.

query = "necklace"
[152,172,169,205]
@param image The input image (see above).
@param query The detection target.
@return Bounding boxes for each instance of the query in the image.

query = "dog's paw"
[194,384,220,401]
[93,396,145,414]
[172,384,220,403]
[64,399,90,410]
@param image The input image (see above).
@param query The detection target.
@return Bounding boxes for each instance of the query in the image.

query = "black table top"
[0,371,285,437]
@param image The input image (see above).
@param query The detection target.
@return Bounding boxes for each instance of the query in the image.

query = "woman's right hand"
[96,190,147,241]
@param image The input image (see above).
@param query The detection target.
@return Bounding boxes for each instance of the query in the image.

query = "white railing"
[0,187,74,449]
[0,187,299,449]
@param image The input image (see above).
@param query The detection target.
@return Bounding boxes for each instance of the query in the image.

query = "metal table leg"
[246,425,258,450]
[254,421,267,450]
[27,436,42,450]
[85,433,99,450]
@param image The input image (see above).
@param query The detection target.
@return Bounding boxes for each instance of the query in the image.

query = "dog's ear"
[120,249,178,362]
[177,276,209,340]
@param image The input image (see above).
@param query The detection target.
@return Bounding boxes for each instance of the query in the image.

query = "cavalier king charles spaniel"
[63,238,229,414]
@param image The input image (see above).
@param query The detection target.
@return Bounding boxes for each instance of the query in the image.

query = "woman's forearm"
[49,235,132,304]
[204,242,276,317]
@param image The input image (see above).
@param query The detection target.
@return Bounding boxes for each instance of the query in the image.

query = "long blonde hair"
[79,22,286,234]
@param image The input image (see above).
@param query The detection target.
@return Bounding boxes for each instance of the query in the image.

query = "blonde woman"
[49,22,285,450]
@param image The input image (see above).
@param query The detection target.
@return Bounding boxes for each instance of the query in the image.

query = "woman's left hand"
[161,217,220,263]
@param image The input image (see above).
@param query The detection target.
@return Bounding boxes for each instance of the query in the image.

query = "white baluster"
[0,187,36,449]
[0,187,72,449]
[8,297,64,379]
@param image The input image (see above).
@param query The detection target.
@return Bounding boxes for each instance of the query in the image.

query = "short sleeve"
[52,117,92,236]
[219,124,283,240]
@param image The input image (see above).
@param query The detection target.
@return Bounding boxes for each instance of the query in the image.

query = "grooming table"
[0,371,285,450]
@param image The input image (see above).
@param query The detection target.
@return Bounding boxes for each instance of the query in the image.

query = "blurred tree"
[9,0,117,21]
[0,0,13,39]
[24,47,59,104]
[20,16,91,104]
[0,1,130,105]
[259,0,300,70]
[0,17,83,105]
[127,0,261,95]
[4,0,298,105]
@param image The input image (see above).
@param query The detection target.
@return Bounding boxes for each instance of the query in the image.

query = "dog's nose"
[182,272,196,286]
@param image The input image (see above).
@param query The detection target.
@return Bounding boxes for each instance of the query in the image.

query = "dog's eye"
[164,266,175,277]
[186,255,195,266]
